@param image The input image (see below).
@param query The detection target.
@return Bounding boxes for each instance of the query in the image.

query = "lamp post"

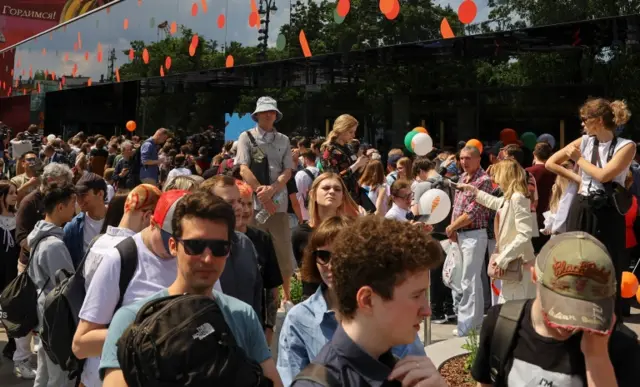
[257,0,278,62]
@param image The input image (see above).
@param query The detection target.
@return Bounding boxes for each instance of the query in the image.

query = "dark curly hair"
[331,216,443,320]
[301,216,353,284]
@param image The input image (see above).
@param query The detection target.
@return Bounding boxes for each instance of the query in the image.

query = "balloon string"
[632,259,640,275]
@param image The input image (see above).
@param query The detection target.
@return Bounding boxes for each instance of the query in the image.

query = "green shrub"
[279,275,304,305]
[461,329,479,372]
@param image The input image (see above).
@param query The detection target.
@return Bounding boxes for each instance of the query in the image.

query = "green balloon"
[404,131,419,153]
[521,132,537,150]
[276,34,287,51]
[333,9,345,24]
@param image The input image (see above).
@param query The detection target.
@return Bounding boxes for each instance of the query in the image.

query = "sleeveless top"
[579,134,633,196]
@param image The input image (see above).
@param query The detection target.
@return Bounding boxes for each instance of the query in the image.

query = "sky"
[5,0,495,81]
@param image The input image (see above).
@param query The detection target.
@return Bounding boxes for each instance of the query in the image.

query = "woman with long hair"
[0,180,36,378]
[277,216,425,386]
[458,159,536,302]
[320,114,370,208]
[358,160,388,216]
[291,173,358,297]
[396,156,414,181]
[546,98,635,320]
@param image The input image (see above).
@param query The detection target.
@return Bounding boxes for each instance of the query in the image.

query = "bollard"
[423,270,431,346]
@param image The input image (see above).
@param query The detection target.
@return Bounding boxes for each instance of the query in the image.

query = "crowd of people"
[0,95,639,387]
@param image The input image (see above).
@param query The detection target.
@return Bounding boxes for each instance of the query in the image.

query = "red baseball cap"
[152,190,189,234]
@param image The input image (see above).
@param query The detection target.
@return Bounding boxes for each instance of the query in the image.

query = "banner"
[0,0,121,51]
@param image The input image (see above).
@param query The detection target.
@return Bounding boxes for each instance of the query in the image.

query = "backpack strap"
[489,299,528,386]
[292,363,340,387]
[303,168,315,182]
[114,237,139,310]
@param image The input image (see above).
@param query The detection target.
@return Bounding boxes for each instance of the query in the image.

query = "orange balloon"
[636,285,640,304]
[170,21,177,34]
[123,18,129,30]
[126,121,137,132]
[466,139,483,154]
[191,2,198,17]
[225,55,234,68]
[621,272,639,298]
[116,68,121,83]
[200,0,208,13]
[160,66,165,77]
[379,0,394,14]
[217,14,225,28]
[384,0,400,20]
[129,48,135,60]
[413,127,428,134]
[142,48,150,64]
[87,78,92,86]
[336,0,350,17]
[299,30,312,57]
[165,56,172,70]
[458,0,477,24]
[249,11,259,27]
[440,18,455,39]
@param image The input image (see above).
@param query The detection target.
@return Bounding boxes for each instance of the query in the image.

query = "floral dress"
[320,142,360,205]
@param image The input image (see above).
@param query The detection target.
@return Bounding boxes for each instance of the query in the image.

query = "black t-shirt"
[471,300,640,387]
[245,226,283,290]
[291,222,313,267]
[286,178,299,215]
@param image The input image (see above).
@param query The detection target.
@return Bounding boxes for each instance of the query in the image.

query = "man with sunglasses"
[11,150,41,203]
[100,190,283,387]
[71,190,188,387]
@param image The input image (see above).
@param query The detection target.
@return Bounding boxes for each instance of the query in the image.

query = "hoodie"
[27,220,75,330]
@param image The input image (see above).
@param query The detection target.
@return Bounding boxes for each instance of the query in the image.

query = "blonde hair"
[549,175,570,213]
[489,159,528,200]
[322,114,358,150]
[308,172,358,227]
[580,98,631,131]
[163,175,199,192]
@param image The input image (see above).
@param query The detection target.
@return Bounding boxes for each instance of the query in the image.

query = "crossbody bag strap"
[489,299,528,386]
[292,363,340,387]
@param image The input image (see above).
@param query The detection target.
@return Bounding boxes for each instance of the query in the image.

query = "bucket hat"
[251,96,283,123]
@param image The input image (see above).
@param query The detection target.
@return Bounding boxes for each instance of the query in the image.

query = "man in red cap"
[72,190,190,387]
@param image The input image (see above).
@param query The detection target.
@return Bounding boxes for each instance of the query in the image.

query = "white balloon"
[419,189,451,225]
[412,133,433,156]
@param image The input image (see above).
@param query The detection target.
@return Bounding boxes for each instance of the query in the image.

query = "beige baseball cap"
[535,232,616,334]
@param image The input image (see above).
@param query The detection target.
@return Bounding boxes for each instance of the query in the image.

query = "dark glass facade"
[1,1,640,147]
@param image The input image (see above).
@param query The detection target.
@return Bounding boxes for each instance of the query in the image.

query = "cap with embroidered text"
[535,232,616,334]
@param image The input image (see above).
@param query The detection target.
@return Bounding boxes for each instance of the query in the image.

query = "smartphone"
[449,180,462,190]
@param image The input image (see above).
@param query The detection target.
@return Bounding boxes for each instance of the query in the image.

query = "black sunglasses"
[176,238,231,257]
[313,250,332,265]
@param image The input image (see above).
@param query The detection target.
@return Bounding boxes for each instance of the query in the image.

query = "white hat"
[251,96,283,123]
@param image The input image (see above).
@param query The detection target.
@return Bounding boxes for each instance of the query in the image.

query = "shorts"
[265,289,279,329]
[255,212,294,279]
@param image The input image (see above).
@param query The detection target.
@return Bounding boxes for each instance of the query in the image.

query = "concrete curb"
[426,337,469,369]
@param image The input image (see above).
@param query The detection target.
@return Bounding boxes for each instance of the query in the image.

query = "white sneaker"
[14,359,36,379]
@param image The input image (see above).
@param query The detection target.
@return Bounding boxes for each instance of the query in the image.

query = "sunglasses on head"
[312,250,331,265]
[175,238,231,256]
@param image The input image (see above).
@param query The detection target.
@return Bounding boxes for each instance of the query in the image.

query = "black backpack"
[0,239,48,338]
[488,299,528,386]
[292,363,340,387]
[300,168,317,208]
[40,237,139,377]
[117,294,273,387]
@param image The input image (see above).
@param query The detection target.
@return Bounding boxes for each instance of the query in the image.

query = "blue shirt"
[277,286,425,386]
[99,289,272,380]
[139,139,158,182]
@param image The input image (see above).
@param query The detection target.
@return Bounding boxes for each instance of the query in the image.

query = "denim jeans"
[454,229,488,336]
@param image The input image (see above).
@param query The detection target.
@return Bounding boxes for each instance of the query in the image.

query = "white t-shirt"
[579,134,634,196]
[166,167,192,183]
[294,167,319,221]
[83,214,105,254]
[78,232,177,387]
[82,226,136,288]
[106,185,115,203]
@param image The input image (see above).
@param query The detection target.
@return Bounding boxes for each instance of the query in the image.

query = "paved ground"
[3,307,639,386]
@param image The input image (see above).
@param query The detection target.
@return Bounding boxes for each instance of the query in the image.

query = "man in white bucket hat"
[236,96,296,312]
